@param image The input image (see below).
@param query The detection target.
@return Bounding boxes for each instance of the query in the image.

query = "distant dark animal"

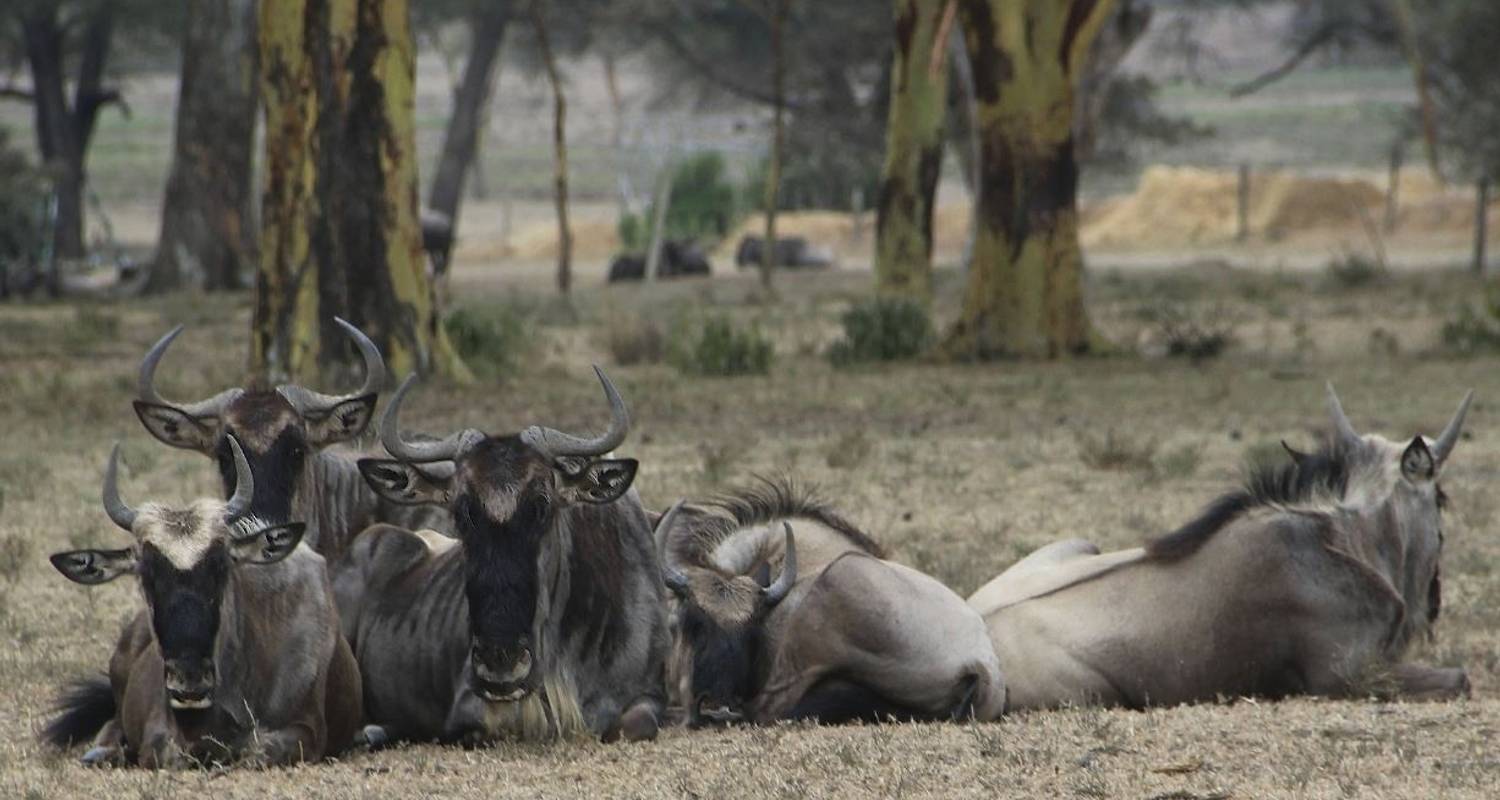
[733,236,832,270]
[606,240,712,283]
[342,366,668,744]
[970,384,1474,710]
[420,209,454,280]
[657,481,1005,726]
[133,318,452,562]
[42,438,362,767]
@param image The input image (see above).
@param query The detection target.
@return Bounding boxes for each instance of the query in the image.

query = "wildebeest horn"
[222,436,254,523]
[138,325,243,418]
[379,373,480,463]
[521,366,630,459]
[101,443,137,533]
[762,523,798,607]
[277,317,386,415]
[656,500,691,596]
[1431,389,1474,465]
[1325,382,1360,448]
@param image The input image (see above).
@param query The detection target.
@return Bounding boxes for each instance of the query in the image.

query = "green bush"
[1325,253,1387,288]
[1442,296,1500,354]
[671,316,773,377]
[603,313,668,366]
[444,304,533,379]
[618,152,739,252]
[827,298,933,367]
[743,122,882,211]
[0,129,45,264]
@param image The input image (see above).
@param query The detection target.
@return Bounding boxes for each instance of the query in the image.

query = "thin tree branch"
[1228,21,1340,97]
[0,86,36,102]
[650,24,804,111]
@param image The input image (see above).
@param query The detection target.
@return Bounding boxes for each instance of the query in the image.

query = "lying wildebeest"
[340,366,668,743]
[657,482,1005,726]
[133,318,451,561]
[733,235,832,270]
[969,384,1474,710]
[606,240,712,282]
[42,438,362,767]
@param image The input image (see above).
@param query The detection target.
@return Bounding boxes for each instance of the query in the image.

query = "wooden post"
[1383,141,1403,232]
[1474,178,1490,275]
[1236,162,1250,242]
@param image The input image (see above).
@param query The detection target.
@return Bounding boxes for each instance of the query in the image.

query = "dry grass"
[2,267,1500,797]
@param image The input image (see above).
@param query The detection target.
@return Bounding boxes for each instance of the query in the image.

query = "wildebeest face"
[360,369,638,703]
[50,441,305,710]
[668,572,768,725]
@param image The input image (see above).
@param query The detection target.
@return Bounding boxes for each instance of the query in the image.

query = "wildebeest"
[420,209,454,281]
[132,318,451,562]
[41,438,362,767]
[733,235,832,270]
[606,240,712,282]
[657,482,1005,725]
[969,384,1474,710]
[339,366,668,743]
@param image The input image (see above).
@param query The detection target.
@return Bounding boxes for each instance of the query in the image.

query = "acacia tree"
[875,0,952,301]
[148,0,258,292]
[942,0,1116,359]
[255,0,466,382]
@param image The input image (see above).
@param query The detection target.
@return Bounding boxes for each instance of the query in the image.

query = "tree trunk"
[1474,178,1490,276]
[149,0,259,292]
[875,0,952,301]
[427,7,509,234]
[943,0,1116,359]
[18,4,119,260]
[644,167,674,282]
[759,0,787,293]
[253,0,467,383]
[530,3,571,296]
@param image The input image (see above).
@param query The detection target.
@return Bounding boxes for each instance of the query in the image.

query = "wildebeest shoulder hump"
[708,476,884,558]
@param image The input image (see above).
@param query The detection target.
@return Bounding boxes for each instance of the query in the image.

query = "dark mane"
[668,476,884,571]
[1146,442,1350,561]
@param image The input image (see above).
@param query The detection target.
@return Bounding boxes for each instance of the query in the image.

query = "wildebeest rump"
[606,240,712,282]
[41,438,362,767]
[132,318,452,562]
[341,367,668,744]
[733,236,832,270]
[658,480,1005,725]
[969,384,1474,710]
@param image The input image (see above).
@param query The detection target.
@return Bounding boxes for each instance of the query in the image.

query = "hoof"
[80,746,117,767]
[357,724,391,750]
[620,704,660,742]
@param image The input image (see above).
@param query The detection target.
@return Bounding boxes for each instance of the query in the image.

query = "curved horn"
[138,325,242,418]
[1431,389,1475,465]
[521,366,630,459]
[100,443,137,533]
[762,523,798,607]
[277,317,386,414]
[379,373,477,463]
[656,500,691,595]
[222,436,254,523]
[1325,381,1360,448]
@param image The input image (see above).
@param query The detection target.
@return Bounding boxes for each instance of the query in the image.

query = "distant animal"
[733,235,832,270]
[41,438,362,767]
[341,366,668,744]
[132,318,452,562]
[657,481,1005,726]
[969,384,1474,710]
[420,209,455,280]
[606,240,712,282]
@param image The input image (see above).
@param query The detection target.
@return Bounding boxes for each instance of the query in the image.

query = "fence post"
[1474,177,1491,275]
[1236,162,1251,242]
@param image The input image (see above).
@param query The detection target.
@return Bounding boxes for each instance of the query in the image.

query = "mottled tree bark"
[254,0,467,383]
[942,0,1116,359]
[149,0,259,292]
[875,0,951,302]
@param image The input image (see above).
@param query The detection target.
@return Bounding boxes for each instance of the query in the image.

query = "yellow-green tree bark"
[875,0,952,302]
[943,0,1116,359]
[253,0,467,384]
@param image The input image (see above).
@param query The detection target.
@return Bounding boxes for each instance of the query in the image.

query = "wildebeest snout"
[163,658,216,709]
[470,638,534,702]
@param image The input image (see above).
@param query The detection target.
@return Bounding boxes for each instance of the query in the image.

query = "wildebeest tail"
[39,675,114,748]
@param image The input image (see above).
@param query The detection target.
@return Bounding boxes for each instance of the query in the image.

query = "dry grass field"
[2,263,1500,798]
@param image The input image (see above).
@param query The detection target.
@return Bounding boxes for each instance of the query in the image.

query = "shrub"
[603,314,668,366]
[1139,301,1233,361]
[827,297,933,367]
[1077,428,1158,472]
[671,316,773,377]
[1442,289,1500,354]
[618,152,739,251]
[443,304,533,379]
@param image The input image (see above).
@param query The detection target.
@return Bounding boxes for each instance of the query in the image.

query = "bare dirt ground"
[2,264,1500,798]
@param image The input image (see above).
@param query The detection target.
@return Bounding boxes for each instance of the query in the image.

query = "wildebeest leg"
[249,722,322,766]
[602,695,661,742]
[137,725,187,770]
[781,677,946,725]
[80,718,127,767]
[1390,663,1471,701]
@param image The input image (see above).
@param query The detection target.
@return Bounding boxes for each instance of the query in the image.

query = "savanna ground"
[2,259,1500,799]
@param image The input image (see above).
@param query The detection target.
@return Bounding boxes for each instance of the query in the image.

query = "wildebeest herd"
[36,318,1476,768]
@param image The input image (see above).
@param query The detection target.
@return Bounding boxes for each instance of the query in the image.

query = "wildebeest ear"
[557,458,638,505]
[133,401,218,453]
[305,394,377,447]
[50,548,136,585]
[752,562,772,589]
[1401,436,1436,482]
[358,458,453,506]
[1281,439,1309,466]
[231,523,306,565]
